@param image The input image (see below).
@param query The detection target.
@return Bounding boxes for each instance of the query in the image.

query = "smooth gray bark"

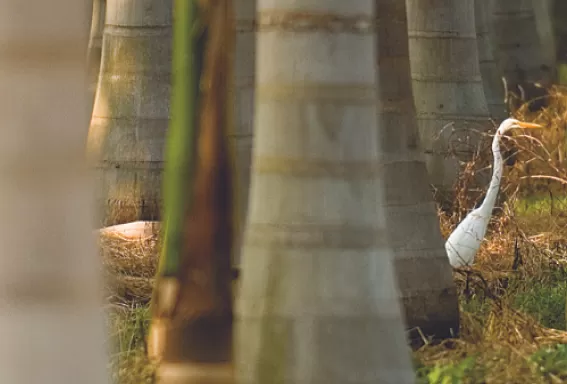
[0,0,108,382]
[475,0,508,120]
[236,1,415,383]
[407,0,491,197]
[492,0,554,87]
[376,0,460,343]
[87,0,172,226]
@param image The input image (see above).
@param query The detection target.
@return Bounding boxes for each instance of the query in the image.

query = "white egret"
[446,118,542,268]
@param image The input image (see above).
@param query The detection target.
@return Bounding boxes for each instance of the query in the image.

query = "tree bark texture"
[492,0,554,87]
[87,0,172,226]
[554,0,567,60]
[552,0,567,83]
[376,0,460,344]
[0,0,109,382]
[235,1,415,383]
[475,0,508,120]
[407,0,491,197]
[87,0,106,116]
[532,0,556,80]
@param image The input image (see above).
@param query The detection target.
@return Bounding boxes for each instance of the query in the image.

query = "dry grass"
[99,223,161,383]
[101,87,567,383]
[99,222,161,304]
[416,86,567,383]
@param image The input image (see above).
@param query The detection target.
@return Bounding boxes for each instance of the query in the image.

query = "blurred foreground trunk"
[235,1,415,383]
[0,0,108,382]
[231,0,255,269]
[148,1,236,383]
[87,0,106,116]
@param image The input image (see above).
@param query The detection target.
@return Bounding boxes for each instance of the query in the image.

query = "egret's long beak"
[516,121,543,129]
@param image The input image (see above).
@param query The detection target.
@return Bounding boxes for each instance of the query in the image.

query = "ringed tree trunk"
[492,0,555,88]
[87,0,172,226]
[475,0,508,121]
[376,0,460,344]
[553,0,567,84]
[232,0,256,269]
[0,0,108,382]
[235,1,415,383]
[532,0,556,81]
[149,1,236,383]
[87,0,106,114]
[407,0,492,205]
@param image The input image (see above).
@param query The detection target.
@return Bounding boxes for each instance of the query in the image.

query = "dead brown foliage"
[417,86,567,383]
[99,222,161,303]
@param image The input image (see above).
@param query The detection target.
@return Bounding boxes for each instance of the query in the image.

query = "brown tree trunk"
[376,0,460,344]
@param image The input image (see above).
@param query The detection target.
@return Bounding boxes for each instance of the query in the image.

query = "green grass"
[416,355,484,384]
[529,343,567,381]
[457,270,567,330]
[512,193,567,216]
[509,193,567,331]
[512,279,567,330]
[113,275,567,383]
[415,343,567,384]
[107,304,155,384]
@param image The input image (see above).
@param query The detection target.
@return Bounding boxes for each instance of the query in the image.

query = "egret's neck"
[478,131,503,216]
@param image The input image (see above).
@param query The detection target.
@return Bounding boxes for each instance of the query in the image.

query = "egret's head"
[497,118,543,135]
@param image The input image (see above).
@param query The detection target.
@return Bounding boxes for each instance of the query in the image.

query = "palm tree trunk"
[533,0,556,80]
[376,0,460,345]
[87,0,106,115]
[0,1,108,382]
[475,0,508,120]
[554,0,567,84]
[492,0,554,88]
[232,0,256,269]
[407,0,491,203]
[87,0,173,226]
[235,2,415,383]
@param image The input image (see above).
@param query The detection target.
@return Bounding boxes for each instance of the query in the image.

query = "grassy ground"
[107,304,154,384]
[103,87,567,383]
[413,88,567,383]
[105,194,567,383]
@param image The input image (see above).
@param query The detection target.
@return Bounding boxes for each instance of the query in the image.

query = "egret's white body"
[445,118,542,268]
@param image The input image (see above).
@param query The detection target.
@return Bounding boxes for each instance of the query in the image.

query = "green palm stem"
[148,3,237,379]
[148,0,203,359]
